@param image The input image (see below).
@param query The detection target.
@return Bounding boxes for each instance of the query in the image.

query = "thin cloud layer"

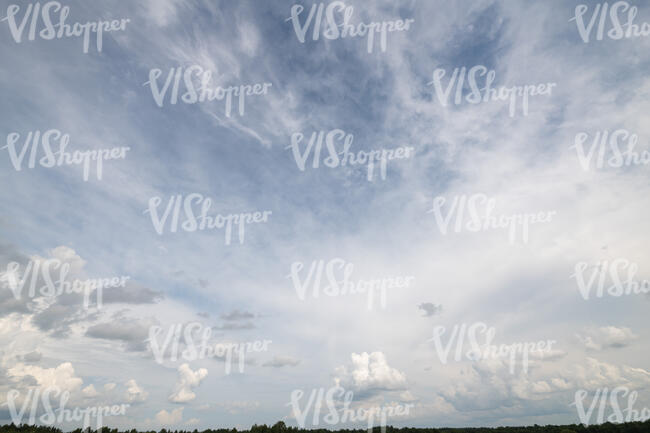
[0,0,649,430]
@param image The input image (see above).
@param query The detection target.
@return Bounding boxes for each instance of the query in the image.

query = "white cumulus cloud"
[334,352,408,398]
[168,363,208,403]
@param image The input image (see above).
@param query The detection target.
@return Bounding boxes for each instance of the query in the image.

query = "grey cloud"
[214,321,255,330]
[102,284,164,305]
[32,303,98,339]
[0,242,32,316]
[85,315,153,352]
[262,356,300,368]
[17,351,43,363]
[0,288,31,315]
[221,310,255,321]
[577,326,638,351]
[418,302,442,317]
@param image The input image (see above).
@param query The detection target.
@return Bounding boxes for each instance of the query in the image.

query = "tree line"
[1,421,650,433]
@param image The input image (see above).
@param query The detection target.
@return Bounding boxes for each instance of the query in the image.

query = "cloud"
[1,0,649,428]
[102,284,164,305]
[140,0,185,27]
[0,288,31,316]
[262,356,300,368]
[334,352,408,398]
[438,356,650,416]
[6,362,83,393]
[168,363,208,403]
[418,303,442,317]
[31,303,95,338]
[528,349,567,361]
[16,351,42,363]
[85,314,155,351]
[48,246,86,273]
[567,357,650,391]
[214,321,255,330]
[399,390,418,402]
[82,384,99,398]
[154,407,184,425]
[577,326,638,351]
[0,245,103,336]
[215,309,257,330]
[185,418,200,426]
[125,379,148,403]
[220,310,255,321]
[238,21,259,57]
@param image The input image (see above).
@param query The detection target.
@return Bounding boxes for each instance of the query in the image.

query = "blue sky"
[1,0,650,430]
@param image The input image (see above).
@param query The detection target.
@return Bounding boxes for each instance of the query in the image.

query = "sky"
[0,0,649,430]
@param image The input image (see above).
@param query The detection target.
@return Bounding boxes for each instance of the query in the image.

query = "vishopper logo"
[143,65,272,116]
[144,193,272,244]
[428,65,556,117]
[148,322,272,374]
[288,385,413,431]
[572,387,650,426]
[571,130,649,170]
[3,130,130,181]
[288,258,414,310]
[1,2,130,53]
[286,2,414,54]
[571,259,650,300]
[427,194,557,245]
[287,129,414,182]
[428,322,557,374]
[2,387,129,430]
[570,2,650,43]
[0,258,130,309]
